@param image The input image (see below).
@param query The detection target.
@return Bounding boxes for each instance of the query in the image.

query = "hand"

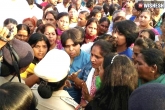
[65,80,72,88]
[0,26,16,49]
[68,69,81,82]
[82,83,93,102]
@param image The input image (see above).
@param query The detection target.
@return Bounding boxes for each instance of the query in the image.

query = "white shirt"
[0,0,32,26]
[56,3,69,13]
[30,4,43,19]
[77,6,90,13]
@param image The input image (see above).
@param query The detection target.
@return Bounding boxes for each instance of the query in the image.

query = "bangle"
[0,36,8,42]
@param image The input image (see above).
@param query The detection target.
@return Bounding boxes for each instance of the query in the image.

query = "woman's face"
[68,8,78,19]
[112,29,126,46]
[44,26,57,46]
[91,45,104,69]
[57,16,69,31]
[15,30,29,42]
[86,22,97,36]
[135,53,155,82]
[23,20,35,34]
[45,13,56,25]
[125,0,134,8]
[33,40,48,60]
[139,12,151,27]
[132,7,139,16]
[138,31,150,39]
[64,39,80,59]
[132,45,141,64]
[94,13,102,21]
[98,21,109,34]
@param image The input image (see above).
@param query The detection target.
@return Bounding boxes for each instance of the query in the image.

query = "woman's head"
[61,28,84,59]
[138,29,155,41]
[132,2,145,16]
[28,33,50,60]
[23,18,36,35]
[68,5,78,21]
[44,11,58,25]
[41,23,57,48]
[112,20,138,47]
[85,18,98,37]
[15,24,30,42]
[103,55,138,90]
[3,18,18,29]
[90,40,113,69]
[109,4,121,16]
[0,82,37,110]
[56,12,69,31]
[98,17,110,35]
[90,9,102,21]
[78,11,90,27]
[139,10,152,27]
[133,38,156,64]
[135,48,165,82]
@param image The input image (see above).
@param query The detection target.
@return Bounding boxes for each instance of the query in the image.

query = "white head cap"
[34,49,70,82]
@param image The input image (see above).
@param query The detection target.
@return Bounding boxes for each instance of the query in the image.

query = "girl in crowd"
[40,23,58,50]
[97,17,110,36]
[68,5,78,28]
[84,18,98,43]
[15,24,30,42]
[132,38,157,64]
[135,48,165,86]
[77,11,90,28]
[130,2,145,26]
[22,33,50,87]
[61,28,91,103]
[89,9,102,21]
[43,11,58,26]
[0,82,37,110]
[85,54,138,110]
[112,20,138,59]
[56,12,70,49]
[138,29,156,41]
[23,18,36,35]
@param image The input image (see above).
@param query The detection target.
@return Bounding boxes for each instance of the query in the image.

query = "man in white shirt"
[71,0,89,13]
[56,0,70,13]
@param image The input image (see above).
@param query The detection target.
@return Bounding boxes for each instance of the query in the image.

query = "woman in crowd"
[21,33,50,87]
[89,9,102,21]
[138,29,156,41]
[68,5,78,28]
[56,12,70,49]
[85,54,138,110]
[84,18,98,43]
[0,82,37,110]
[124,0,134,20]
[40,23,58,50]
[43,10,58,26]
[3,18,18,30]
[23,18,36,35]
[132,38,157,64]
[135,48,165,86]
[130,2,145,26]
[15,24,30,42]
[97,17,110,36]
[61,28,91,103]
[77,11,90,29]
[112,20,138,59]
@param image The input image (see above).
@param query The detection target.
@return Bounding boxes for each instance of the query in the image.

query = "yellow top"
[21,63,35,79]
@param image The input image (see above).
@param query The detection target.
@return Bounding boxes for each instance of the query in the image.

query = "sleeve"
[21,63,35,79]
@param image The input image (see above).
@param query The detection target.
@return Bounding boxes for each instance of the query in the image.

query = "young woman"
[89,9,102,21]
[22,33,50,87]
[135,48,165,86]
[68,5,78,28]
[97,17,110,36]
[43,10,58,26]
[85,54,138,110]
[15,24,30,42]
[61,28,91,103]
[112,20,138,59]
[84,18,98,43]
[138,29,156,41]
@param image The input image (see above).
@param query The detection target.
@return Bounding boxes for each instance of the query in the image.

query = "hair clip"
[111,54,118,64]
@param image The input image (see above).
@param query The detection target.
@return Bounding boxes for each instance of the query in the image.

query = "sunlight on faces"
[139,12,151,27]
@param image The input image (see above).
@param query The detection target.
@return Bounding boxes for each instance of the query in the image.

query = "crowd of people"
[0,0,165,110]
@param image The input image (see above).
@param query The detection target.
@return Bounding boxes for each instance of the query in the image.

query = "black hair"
[141,48,165,74]
[79,11,90,20]
[85,17,98,28]
[38,23,56,34]
[37,75,68,98]
[89,9,101,18]
[61,28,84,47]
[26,0,34,5]
[140,29,155,41]
[109,4,121,16]
[16,24,30,35]
[91,39,113,57]
[74,26,85,39]
[3,18,18,26]
[57,12,69,20]
[103,3,109,15]
[0,82,37,110]
[99,17,110,25]
[86,0,95,8]
[44,10,58,20]
[113,20,138,47]
[28,33,51,52]
[134,2,145,12]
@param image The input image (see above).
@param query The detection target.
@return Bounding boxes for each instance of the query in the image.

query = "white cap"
[34,49,70,82]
